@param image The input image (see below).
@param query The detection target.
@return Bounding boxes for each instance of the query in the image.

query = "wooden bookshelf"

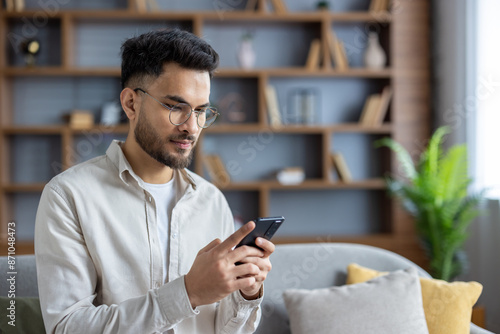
[0,1,430,262]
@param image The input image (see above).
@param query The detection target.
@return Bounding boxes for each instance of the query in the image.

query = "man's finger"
[198,238,222,254]
[218,221,255,251]
[255,237,275,254]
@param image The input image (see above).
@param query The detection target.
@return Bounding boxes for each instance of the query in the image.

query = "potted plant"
[375,126,484,281]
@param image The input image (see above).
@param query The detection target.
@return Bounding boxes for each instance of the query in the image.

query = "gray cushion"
[0,255,38,297]
[282,267,429,334]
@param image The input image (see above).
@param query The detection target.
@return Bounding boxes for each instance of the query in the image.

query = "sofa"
[0,243,492,333]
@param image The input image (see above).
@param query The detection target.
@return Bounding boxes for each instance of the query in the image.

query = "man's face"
[133,62,210,169]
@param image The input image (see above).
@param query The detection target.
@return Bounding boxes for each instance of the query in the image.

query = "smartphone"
[236,216,285,249]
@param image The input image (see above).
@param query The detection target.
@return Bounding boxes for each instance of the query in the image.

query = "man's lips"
[170,140,193,150]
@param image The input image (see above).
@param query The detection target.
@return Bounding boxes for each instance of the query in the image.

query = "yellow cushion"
[347,263,483,334]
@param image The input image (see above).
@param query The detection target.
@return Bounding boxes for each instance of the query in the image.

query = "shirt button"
[148,196,152,202]
[172,233,177,239]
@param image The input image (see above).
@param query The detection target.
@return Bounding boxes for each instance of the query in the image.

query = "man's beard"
[134,109,196,169]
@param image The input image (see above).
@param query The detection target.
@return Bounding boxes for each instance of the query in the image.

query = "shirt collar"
[106,140,197,191]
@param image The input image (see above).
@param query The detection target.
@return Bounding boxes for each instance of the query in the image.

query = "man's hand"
[185,221,272,309]
[237,234,274,300]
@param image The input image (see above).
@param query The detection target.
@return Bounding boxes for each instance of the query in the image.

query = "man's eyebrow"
[164,95,210,108]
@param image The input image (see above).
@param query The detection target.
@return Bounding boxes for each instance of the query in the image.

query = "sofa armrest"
[471,323,494,334]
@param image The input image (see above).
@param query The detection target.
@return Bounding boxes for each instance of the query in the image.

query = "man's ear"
[120,88,140,122]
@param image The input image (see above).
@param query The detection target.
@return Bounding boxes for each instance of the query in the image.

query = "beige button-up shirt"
[35,140,262,334]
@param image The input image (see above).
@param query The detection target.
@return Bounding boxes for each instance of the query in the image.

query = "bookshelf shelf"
[3,183,46,192]
[2,125,129,135]
[1,10,392,23]
[207,123,392,134]
[3,66,392,78]
[218,179,386,191]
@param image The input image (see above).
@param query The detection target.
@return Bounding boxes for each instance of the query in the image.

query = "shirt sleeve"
[214,198,263,333]
[35,184,197,334]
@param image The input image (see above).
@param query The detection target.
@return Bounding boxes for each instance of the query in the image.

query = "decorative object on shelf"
[331,152,352,182]
[364,31,386,69]
[287,88,320,125]
[277,167,305,185]
[100,101,122,126]
[359,86,392,126]
[237,31,256,70]
[20,39,40,67]
[316,1,330,11]
[218,92,246,123]
[326,29,349,70]
[203,155,231,187]
[375,126,485,281]
[264,84,282,128]
[62,110,95,130]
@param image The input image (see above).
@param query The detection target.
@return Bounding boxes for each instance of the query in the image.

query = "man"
[35,29,274,334]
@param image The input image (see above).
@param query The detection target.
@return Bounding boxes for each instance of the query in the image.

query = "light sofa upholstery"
[254,243,492,334]
[0,244,492,334]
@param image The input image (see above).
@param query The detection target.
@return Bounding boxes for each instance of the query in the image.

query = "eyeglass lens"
[169,103,217,128]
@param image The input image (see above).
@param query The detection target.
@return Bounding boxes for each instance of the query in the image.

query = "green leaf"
[375,138,417,180]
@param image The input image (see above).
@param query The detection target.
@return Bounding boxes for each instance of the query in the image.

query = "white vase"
[364,32,386,69]
[237,39,256,70]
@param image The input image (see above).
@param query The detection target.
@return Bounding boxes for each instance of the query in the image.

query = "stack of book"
[203,154,231,187]
[4,0,24,11]
[359,86,392,126]
[305,29,349,71]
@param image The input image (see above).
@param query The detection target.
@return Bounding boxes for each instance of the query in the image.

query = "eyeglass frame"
[134,88,219,129]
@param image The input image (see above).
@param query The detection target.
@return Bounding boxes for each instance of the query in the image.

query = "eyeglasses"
[134,88,219,129]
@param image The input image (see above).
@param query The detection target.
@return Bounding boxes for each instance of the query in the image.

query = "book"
[327,29,349,70]
[371,86,392,125]
[270,0,287,14]
[369,0,389,12]
[5,0,14,11]
[369,0,382,11]
[204,155,231,186]
[13,0,24,11]
[325,29,338,68]
[305,39,321,71]
[135,0,147,12]
[359,94,380,125]
[337,40,350,69]
[264,85,282,127]
[331,152,352,182]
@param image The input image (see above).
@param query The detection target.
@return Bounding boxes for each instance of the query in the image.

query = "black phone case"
[236,216,284,249]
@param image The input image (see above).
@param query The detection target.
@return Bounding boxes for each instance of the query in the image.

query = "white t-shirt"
[144,177,177,283]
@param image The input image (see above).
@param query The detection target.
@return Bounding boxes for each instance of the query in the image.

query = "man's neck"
[121,138,174,184]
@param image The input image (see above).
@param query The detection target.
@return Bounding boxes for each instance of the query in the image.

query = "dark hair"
[120,29,219,89]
